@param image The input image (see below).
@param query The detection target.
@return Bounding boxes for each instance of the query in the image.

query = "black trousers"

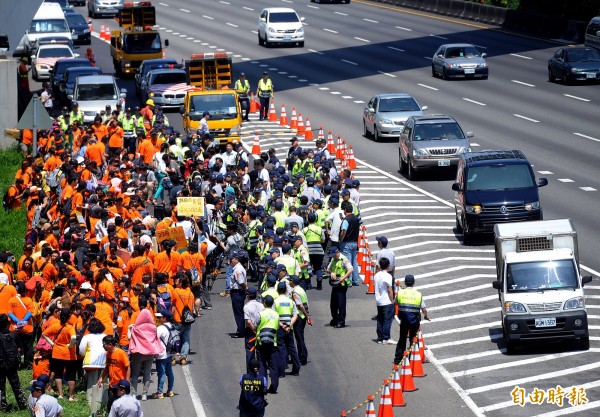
[0,367,26,409]
[256,343,278,391]
[330,285,348,325]
[394,316,420,364]
[244,327,256,366]
[231,289,246,336]
[309,254,324,286]
[14,332,34,368]
[293,316,308,365]
[239,98,249,120]
[276,328,300,376]
[259,96,270,119]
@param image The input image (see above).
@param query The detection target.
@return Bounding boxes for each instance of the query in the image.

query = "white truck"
[492,219,593,354]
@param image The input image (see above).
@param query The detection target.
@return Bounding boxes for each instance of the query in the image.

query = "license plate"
[464,68,475,74]
[72,35,78,39]
[283,35,291,40]
[535,317,556,328]
[438,159,451,167]
[586,73,596,79]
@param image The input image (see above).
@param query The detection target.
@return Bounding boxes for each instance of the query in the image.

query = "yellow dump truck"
[180,52,242,145]
[110,2,168,76]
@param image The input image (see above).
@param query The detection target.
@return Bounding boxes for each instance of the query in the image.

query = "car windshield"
[39,48,72,58]
[29,19,69,34]
[565,49,600,62]
[57,61,88,75]
[379,97,420,112]
[123,33,161,54]
[465,164,534,191]
[66,14,87,27]
[507,260,578,292]
[413,123,464,141]
[75,83,117,101]
[150,72,187,85]
[269,12,299,23]
[189,94,237,121]
[67,70,99,84]
[445,46,481,58]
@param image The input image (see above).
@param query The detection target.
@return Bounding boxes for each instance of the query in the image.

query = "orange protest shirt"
[126,256,154,286]
[43,155,61,172]
[91,124,109,141]
[108,127,124,148]
[32,354,51,380]
[42,322,76,360]
[71,192,84,213]
[138,139,155,165]
[105,348,129,385]
[94,301,115,333]
[154,251,181,278]
[22,129,33,146]
[96,279,116,303]
[179,251,206,276]
[8,295,34,333]
[116,309,131,347]
[85,142,104,166]
[172,288,194,324]
[32,259,58,289]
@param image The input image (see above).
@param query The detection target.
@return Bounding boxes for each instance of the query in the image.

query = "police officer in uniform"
[235,73,251,121]
[121,107,137,153]
[243,287,264,365]
[303,212,325,290]
[230,252,248,338]
[326,246,353,328]
[289,275,311,365]
[257,72,273,121]
[273,282,300,377]
[238,358,268,417]
[393,275,430,365]
[255,295,279,394]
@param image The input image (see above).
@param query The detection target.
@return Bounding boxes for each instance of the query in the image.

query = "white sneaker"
[384,339,398,345]
[141,394,147,401]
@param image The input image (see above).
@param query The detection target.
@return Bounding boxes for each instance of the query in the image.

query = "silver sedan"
[431,43,489,80]
[363,93,427,142]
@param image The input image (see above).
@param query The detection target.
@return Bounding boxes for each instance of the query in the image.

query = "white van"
[15,2,71,57]
[258,8,304,47]
[70,75,127,124]
[585,16,600,51]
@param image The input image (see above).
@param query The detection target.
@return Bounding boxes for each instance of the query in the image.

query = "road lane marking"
[323,28,338,33]
[341,59,358,65]
[387,46,405,52]
[243,6,254,11]
[427,322,500,338]
[158,2,168,6]
[182,365,207,417]
[172,32,179,35]
[462,98,486,106]
[466,361,600,394]
[511,79,535,87]
[364,18,379,23]
[513,114,540,123]
[288,75,297,78]
[354,37,370,42]
[378,71,397,77]
[558,178,574,182]
[573,132,600,142]
[361,206,447,213]
[180,8,190,12]
[193,40,201,43]
[421,307,498,322]
[186,37,194,40]
[354,100,365,103]
[510,53,533,59]
[424,284,491,300]
[430,34,448,39]
[308,49,324,54]
[580,187,597,191]
[428,334,502,349]
[427,295,498,311]
[342,95,353,99]
[395,26,412,31]
[226,23,238,27]
[219,0,230,3]
[412,274,495,290]
[165,29,173,33]
[179,34,186,37]
[298,79,307,82]
[307,4,318,8]
[334,11,348,16]
[402,257,495,271]
[537,170,553,174]
[438,348,505,364]
[330,91,341,95]
[202,15,214,20]
[418,83,439,91]
[319,87,330,91]
[564,93,591,102]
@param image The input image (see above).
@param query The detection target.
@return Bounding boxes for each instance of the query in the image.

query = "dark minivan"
[452,150,548,244]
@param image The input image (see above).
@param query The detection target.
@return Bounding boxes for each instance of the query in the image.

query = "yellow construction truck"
[110,2,168,76]
[180,52,243,145]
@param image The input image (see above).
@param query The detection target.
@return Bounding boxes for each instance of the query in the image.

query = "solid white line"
[451,350,596,378]
[364,18,379,23]
[430,34,448,39]
[334,11,348,16]
[180,8,190,12]
[341,59,358,66]
[462,98,486,106]
[388,46,405,52]
[424,284,491,300]
[428,334,502,349]
[466,361,600,394]
[395,26,412,31]
[226,23,238,27]
[426,350,485,417]
[564,93,590,102]
[421,307,498,323]
[438,348,505,364]
[513,114,540,123]
[427,322,500,337]
[401,257,495,271]
[573,132,600,142]
[510,53,533,59]
[427,295,498,311]
[323,28,338,33]
[418,83,439,91]
[202,15,214,20]
[404,265,496,278]
[308,49,324,55]
[182,365,207,417]
[415,274,495,290]
[511,79,535,87]
[355,37,370,43]
[377,71,397,77]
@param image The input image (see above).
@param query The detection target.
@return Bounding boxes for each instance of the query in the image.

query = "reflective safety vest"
[315,209,326,228]
[235,79,250,96]
[135,115,146,132]
[273,210,287,229]
[257,78,273,98]
[329,254,351,287]
[261,287,278,301]
[246,219,260,250]
[256,307,279,346]
[277,254,296,276]
[303,224,325,255]
[292,286,309,319]
[293,245,310,279]
[396,288,422,318]
[122,115,136,133]
[274,295,294,327]
[69,110,83,124]
[57,116,70,131]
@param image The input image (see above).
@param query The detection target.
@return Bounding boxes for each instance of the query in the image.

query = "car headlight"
[524,201,540,211]
[445,63,458,68]
[36,64,49,70]
[124,63,131,67]
[458,147,472,154]
[83,28,91,34]
[465,205,481,214]
[571,68,581,73]
[150,92,162,98]
[269,28,276,33]
[564,297,584,310]
[412,149,427,157]
[479,62,488,68]
[378,118,393,124]
[296,28,304,34]
[504,301,527,314]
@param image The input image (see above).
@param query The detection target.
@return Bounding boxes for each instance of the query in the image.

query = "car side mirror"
[492,280,502,290]
[596,30,600,36]
[421,105,428,111]
[260,17,266,22]
[300,17,306,22]
[30,55,35,61]
[481,53,487,58]
[164,39,169,47]
[537,178,548,187]
[582,275,593,286]
[367,106,374,112]
[74,53,80,58]
[452,182,462,192]
[466,131,474,138]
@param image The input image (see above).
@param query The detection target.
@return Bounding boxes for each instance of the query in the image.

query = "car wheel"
[363,120,370,137]
[298,41,304,47]
[373,127,380,142]
[442,67,448,80]
[503,325,516,355]
[462,226,474,245]
[562,72,570,85]
[548,67,555,83]
[455,214,462,232]
[258,34,264,46]
[431,64,437,77]
[399,150,406,174]
[580,336,590,350]
[265,38,270,48]
[407,157,417,180]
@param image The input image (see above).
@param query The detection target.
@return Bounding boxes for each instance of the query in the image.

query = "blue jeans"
[376,304,395,341]
[179,323,191,358]
[225,264,233,292]
[155,357,174,394]
[340,241,359,285]
[153,173,167,200]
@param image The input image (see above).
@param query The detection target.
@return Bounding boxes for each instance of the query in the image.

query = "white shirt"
[376,248,396,275]
[327,207,344,243]
[108,393,144,417]
[374,270,393,307]
[155,323,171,360]
[32,394,63,417]
[79,332,108,369]
[231,262,247,290]
[176,220,194,240]
[258,168,270,193]
[41,90,53,109]
[220,150,237,167]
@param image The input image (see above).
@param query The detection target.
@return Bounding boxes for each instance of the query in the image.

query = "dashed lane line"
[378,71,397,77]
[418,83,439,91]
[462,97,486,106]
[513,114,540,123]
[511,79,535,87]
[558,178,575,183]
[180,8,190,12]
[387,46,405,52]
[363,18,379,23]
[226,23,238,27]
[354,37,371,43]
[573,132,600,142]
[564,93,590,102]
[341,59,358,65]
[437,348,505,365]
[323,28,338,33]
[580,187,597,192]
[395,26,412,31]
[426,295,498,311]
[202,15,214,20]
[429,34,448,39]
[510,53,533,59]
[334,11,348,16]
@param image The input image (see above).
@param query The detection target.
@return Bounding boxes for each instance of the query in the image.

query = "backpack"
[0,333,19,369]
[2,186,15,211]
[46,167,61,189]
[157,286,172,312]
[33,261,49,279]
[61,196,74,217]
[161,323,181,355]
[31,294,44,326]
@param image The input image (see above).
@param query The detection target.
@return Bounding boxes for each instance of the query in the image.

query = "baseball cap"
[269,247,280,254]
[405,274,415,285]
[344,178,353,186]
[289,275,300,284]
[246,286,257,296]
[277,281,287,291]
[80,282,93,290]
[37,374,51,385]
[328,246,340,255]
[282,243,292,253]
[155,310,173,319]
[117,379,131,389]
[266,274,277,285]
[376,236,388,247]
[341,189,350,196]
[289,137,298,143]
[27,381,45,392]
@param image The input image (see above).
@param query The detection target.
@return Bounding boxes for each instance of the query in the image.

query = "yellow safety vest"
[277,255,296,276]
[397,288,422,315]
[256,308,279,346]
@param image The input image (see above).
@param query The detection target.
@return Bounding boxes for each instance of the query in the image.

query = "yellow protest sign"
[155,226,188,251]
[177,197,205,217]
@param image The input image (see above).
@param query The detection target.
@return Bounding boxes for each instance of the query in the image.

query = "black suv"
[451,150,548,244]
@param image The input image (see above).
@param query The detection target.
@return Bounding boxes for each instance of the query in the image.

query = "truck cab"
[492,220,593,353]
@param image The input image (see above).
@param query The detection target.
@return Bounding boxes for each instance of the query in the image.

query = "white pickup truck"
[492,219,593,353]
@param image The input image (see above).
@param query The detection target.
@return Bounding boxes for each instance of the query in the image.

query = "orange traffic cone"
[377,380,394,417]
[317,126,325,141]
[347,145,357,169]
[341,411,347,417]
[268,102,277,122]
[357,229,365,272]
[327,130,335,154]
[304,118,314,140]
[390,365,406,407]
[363,258,373,292]
[88,21,93,33]
[99,24,106,40]
[249,92,258,113]
[104,25,111,41]
[279,104,288,126]
[365,395,376,416]
[297,113,305,135]
[290,107,298,130]
[400,353,417,392]
[251,131,261,155]
[336,135,343,159]
[366,261,375,294]
[162,49,166,59]
[418,330,428,363]
[410,339,426,377]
